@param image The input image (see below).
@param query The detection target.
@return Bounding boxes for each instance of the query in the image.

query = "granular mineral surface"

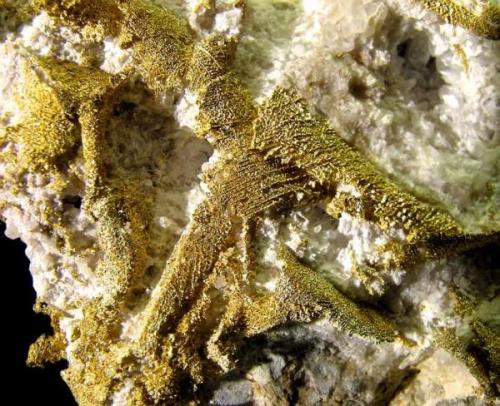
[0,0,499,404]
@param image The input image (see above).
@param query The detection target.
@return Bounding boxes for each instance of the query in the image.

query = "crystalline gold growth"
[1,0,499,404]
[415,0,500,40]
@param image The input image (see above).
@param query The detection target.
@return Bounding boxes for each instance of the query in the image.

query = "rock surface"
[0,0,499,405]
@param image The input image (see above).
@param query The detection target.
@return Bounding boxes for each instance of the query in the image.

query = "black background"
[2,221,76,404]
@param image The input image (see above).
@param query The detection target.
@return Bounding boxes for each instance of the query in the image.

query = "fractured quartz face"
[0,0,499,404]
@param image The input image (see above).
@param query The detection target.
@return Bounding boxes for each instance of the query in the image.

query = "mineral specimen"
[1,0,499,404]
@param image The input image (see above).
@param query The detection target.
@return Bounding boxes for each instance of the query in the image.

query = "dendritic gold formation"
[1,0,499,404]
[416,0,500,39]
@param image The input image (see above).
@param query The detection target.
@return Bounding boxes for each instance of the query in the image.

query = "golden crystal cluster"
[0,0,499,404]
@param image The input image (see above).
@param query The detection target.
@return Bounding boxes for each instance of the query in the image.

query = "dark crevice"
[426,56,437,71]
[383,367,420,404]
[112,100,137,117]
[1,221,76,404]
[349,76,369,99]
[396,39,410,58]
[394,31,444,99]
[62,194,83,209]
[288,369,305,405]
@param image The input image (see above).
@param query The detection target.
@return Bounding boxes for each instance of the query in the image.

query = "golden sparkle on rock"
[416,0,500,39]
[1,0,499,404]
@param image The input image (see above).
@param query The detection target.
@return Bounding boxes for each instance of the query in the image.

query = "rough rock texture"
[0,0,499,405]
